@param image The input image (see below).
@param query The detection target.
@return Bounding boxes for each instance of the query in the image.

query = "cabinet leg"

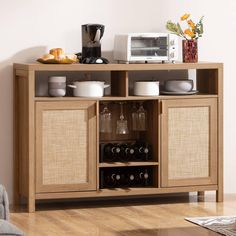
[197,191,205,201]
[216,190,223,202]
[198,191,205,197]
[28,197,35,213]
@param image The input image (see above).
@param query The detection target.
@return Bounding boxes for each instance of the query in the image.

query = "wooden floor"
[10,194,236,236]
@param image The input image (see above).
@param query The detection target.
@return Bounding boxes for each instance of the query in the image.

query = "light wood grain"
[35,101,97,193]
[28,70,36,213]
[34,185,218,200]
[161,98,218,187]
[217,65,224,202]
[17,75,29,198]
[13,62,223,212]
[96,101,100,190]
[10,193,234,236]
[99,162,159,168]
[34,94,218,101]
[13,62,223,71]
[13,69,20,205]
[111,71,129,96]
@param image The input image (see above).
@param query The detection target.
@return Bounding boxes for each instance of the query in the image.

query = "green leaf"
[195,16,204,37]
[166,21,185,38]
[177,23,184,37]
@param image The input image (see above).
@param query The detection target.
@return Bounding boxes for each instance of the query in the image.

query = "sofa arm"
[0,185,9,220]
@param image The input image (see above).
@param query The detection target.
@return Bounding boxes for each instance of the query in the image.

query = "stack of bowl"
[163,79,193,93]
[133,81,160,96]
[48,76,66,97]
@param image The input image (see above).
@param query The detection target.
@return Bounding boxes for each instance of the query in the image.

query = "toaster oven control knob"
[170,52,175,58]
[170,40,175,46]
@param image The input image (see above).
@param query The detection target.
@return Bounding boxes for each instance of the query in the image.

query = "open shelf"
[34,94,218,101]
[99,162,159,168]
[99,165,158,189]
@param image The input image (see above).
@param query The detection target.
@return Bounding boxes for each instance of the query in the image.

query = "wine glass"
[136,102,147,131]
[99,103,112,133]
[131,103,138,131]
[116,102,129,134]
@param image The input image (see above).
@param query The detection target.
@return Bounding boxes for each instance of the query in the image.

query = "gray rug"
[186,216,236,236]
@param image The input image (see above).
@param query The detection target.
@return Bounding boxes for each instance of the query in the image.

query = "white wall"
[0,0,235,202]
[159,0,236,195]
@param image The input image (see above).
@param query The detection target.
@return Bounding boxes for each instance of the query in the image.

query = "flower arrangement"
[166,13,204,40]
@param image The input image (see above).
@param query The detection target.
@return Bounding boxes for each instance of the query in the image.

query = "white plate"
[161,90,199,95]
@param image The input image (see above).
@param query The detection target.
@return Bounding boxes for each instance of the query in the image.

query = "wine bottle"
[139,146,149,160]
[104,172,121,188]
[139,169,149,186]
[112,144,121,161]
[103,143,114,161]
[119,172,128,187]
[135,142,150,161]
[119,143,128,161]
[127,173,136,187]
[125,146,135,161]
[119,169,134,187]
[103,143,120,162]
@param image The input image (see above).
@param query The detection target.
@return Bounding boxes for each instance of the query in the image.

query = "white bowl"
[134,81,159,96]
[49,88,66,97]
[49,76,66,83]
[164,80,193,92]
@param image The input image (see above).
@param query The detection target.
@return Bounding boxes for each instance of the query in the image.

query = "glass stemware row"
[99,102,112,133]
[131,102,147,131]
[99,102,147,134]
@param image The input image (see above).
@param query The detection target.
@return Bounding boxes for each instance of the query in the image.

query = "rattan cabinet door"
[161,98,217,187]
[36,101,97,193]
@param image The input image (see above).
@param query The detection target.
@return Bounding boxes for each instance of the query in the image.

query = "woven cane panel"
[168,107,209,180]
[42,110,88,185]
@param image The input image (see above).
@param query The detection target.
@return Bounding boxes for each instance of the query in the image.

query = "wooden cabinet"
[160,98,217,187]
[13,62,223,212]
[35,101,97,193]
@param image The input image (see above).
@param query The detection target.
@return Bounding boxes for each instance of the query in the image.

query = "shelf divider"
[111,71,129,97]
[99,162,159,168]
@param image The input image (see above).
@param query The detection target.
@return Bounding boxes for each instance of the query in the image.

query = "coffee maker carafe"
[81,24,109,64]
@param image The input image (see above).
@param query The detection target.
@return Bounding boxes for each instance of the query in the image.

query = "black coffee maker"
[81,24,109,64]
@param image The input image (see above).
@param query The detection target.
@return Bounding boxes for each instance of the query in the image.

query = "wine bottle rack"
[100,142,152,163]
[100,166,154,189]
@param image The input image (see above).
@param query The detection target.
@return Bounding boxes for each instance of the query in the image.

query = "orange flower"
[184,29,195,38]
[181,13,190,21]
[187,20,196,29]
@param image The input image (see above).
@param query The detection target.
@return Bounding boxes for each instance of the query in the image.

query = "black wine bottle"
[103,143,120,162]
[127,173,136,187]
[119,172,128,187]
[139,169,149,186]
[112,144,121,161]
[120,143,128,161]
[125,146,135,161]
[135,142,150,161]
[104,172,121,188]
[103,143,115,161]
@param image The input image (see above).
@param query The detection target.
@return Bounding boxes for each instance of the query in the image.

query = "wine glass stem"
[120,103,124,120]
